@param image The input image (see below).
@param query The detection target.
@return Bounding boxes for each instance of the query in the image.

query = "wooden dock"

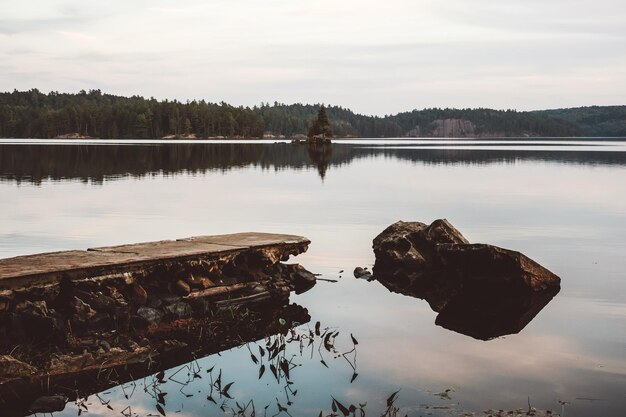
[0,232,310,290]
[0,232,315,414]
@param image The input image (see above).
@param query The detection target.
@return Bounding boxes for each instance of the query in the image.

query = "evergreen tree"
[308,105,333,138]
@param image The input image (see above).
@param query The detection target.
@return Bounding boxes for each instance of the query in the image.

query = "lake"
[1,139,625,417]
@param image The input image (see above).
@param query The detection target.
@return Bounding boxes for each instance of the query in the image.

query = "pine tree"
[308,105,333,138]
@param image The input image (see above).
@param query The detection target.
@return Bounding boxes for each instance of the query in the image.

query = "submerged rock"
[371,219,561,340]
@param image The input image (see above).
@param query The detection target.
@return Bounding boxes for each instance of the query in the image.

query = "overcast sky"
[0,0,624,115]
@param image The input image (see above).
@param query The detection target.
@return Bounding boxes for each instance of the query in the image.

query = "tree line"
[536,106,626,137]
[0,89,584,139]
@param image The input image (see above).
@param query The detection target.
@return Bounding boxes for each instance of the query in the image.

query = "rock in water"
[371,219,561,340]
[373,219,560,291]
[353,267,372,279]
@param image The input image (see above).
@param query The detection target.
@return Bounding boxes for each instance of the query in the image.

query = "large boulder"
[373,219,560,292]
[371,219,561,340]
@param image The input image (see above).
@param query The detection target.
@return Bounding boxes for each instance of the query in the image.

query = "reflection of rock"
[372,219,561,340]
[434,285,559,340]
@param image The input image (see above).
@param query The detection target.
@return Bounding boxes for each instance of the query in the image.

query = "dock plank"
[0,232,309,290]
[179,232,309,248]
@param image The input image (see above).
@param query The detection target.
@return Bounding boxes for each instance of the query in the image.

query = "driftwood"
[184,282,258,299]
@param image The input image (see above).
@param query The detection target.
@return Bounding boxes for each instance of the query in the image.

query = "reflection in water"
[3,303,312,416]
[29,315,362,417]
[1,140,625,416]
[306,142,333,180]
[372,270,559,341]
[436,285,559,340]
[1,141,626,184]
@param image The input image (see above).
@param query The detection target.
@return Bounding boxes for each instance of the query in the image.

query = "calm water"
[1,139,625,416]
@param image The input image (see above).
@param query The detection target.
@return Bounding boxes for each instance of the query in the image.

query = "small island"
[307,105,333,144]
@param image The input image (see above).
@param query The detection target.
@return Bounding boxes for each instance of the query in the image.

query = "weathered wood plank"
[180,232,309,247]
[0,232,309,290]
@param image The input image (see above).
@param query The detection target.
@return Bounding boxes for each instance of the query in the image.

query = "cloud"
[0,0,625,113]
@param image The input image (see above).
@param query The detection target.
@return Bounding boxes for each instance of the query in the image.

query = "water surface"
[1,139,625,416]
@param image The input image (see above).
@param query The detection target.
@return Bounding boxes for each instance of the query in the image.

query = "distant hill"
[0,89,622,139]
[535,106,626,137]
[386,108,581,138]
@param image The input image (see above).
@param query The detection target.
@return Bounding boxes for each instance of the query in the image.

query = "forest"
[0,88,613,139]
[536,106,626,137]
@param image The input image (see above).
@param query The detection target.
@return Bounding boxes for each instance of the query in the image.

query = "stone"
[146,294,164,309]
[436,243,561,291]
[373,219,468,272]
[131,283,148,305]
[173,279,191,296]
[136,306,164,326]
[164,301,193,319]
[158,293,180,305]
[278,263,317,293]
[14,300,48,316]
[0,355,38,378]
[0,289,13,312]
[87,313,113,331]
[28,395,68,413]
[71,296,97,319]
[353,267,372,279]
[109,287,128,306]
[370,219,562,340]
[186,297,210,314]
[373,219,559,291]
[9,301,65,341]
[0,289,14,299]
[75,290,117,311]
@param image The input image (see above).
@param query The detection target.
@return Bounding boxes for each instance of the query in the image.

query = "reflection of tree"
[307,143,333,180]
[1,143,624,185]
